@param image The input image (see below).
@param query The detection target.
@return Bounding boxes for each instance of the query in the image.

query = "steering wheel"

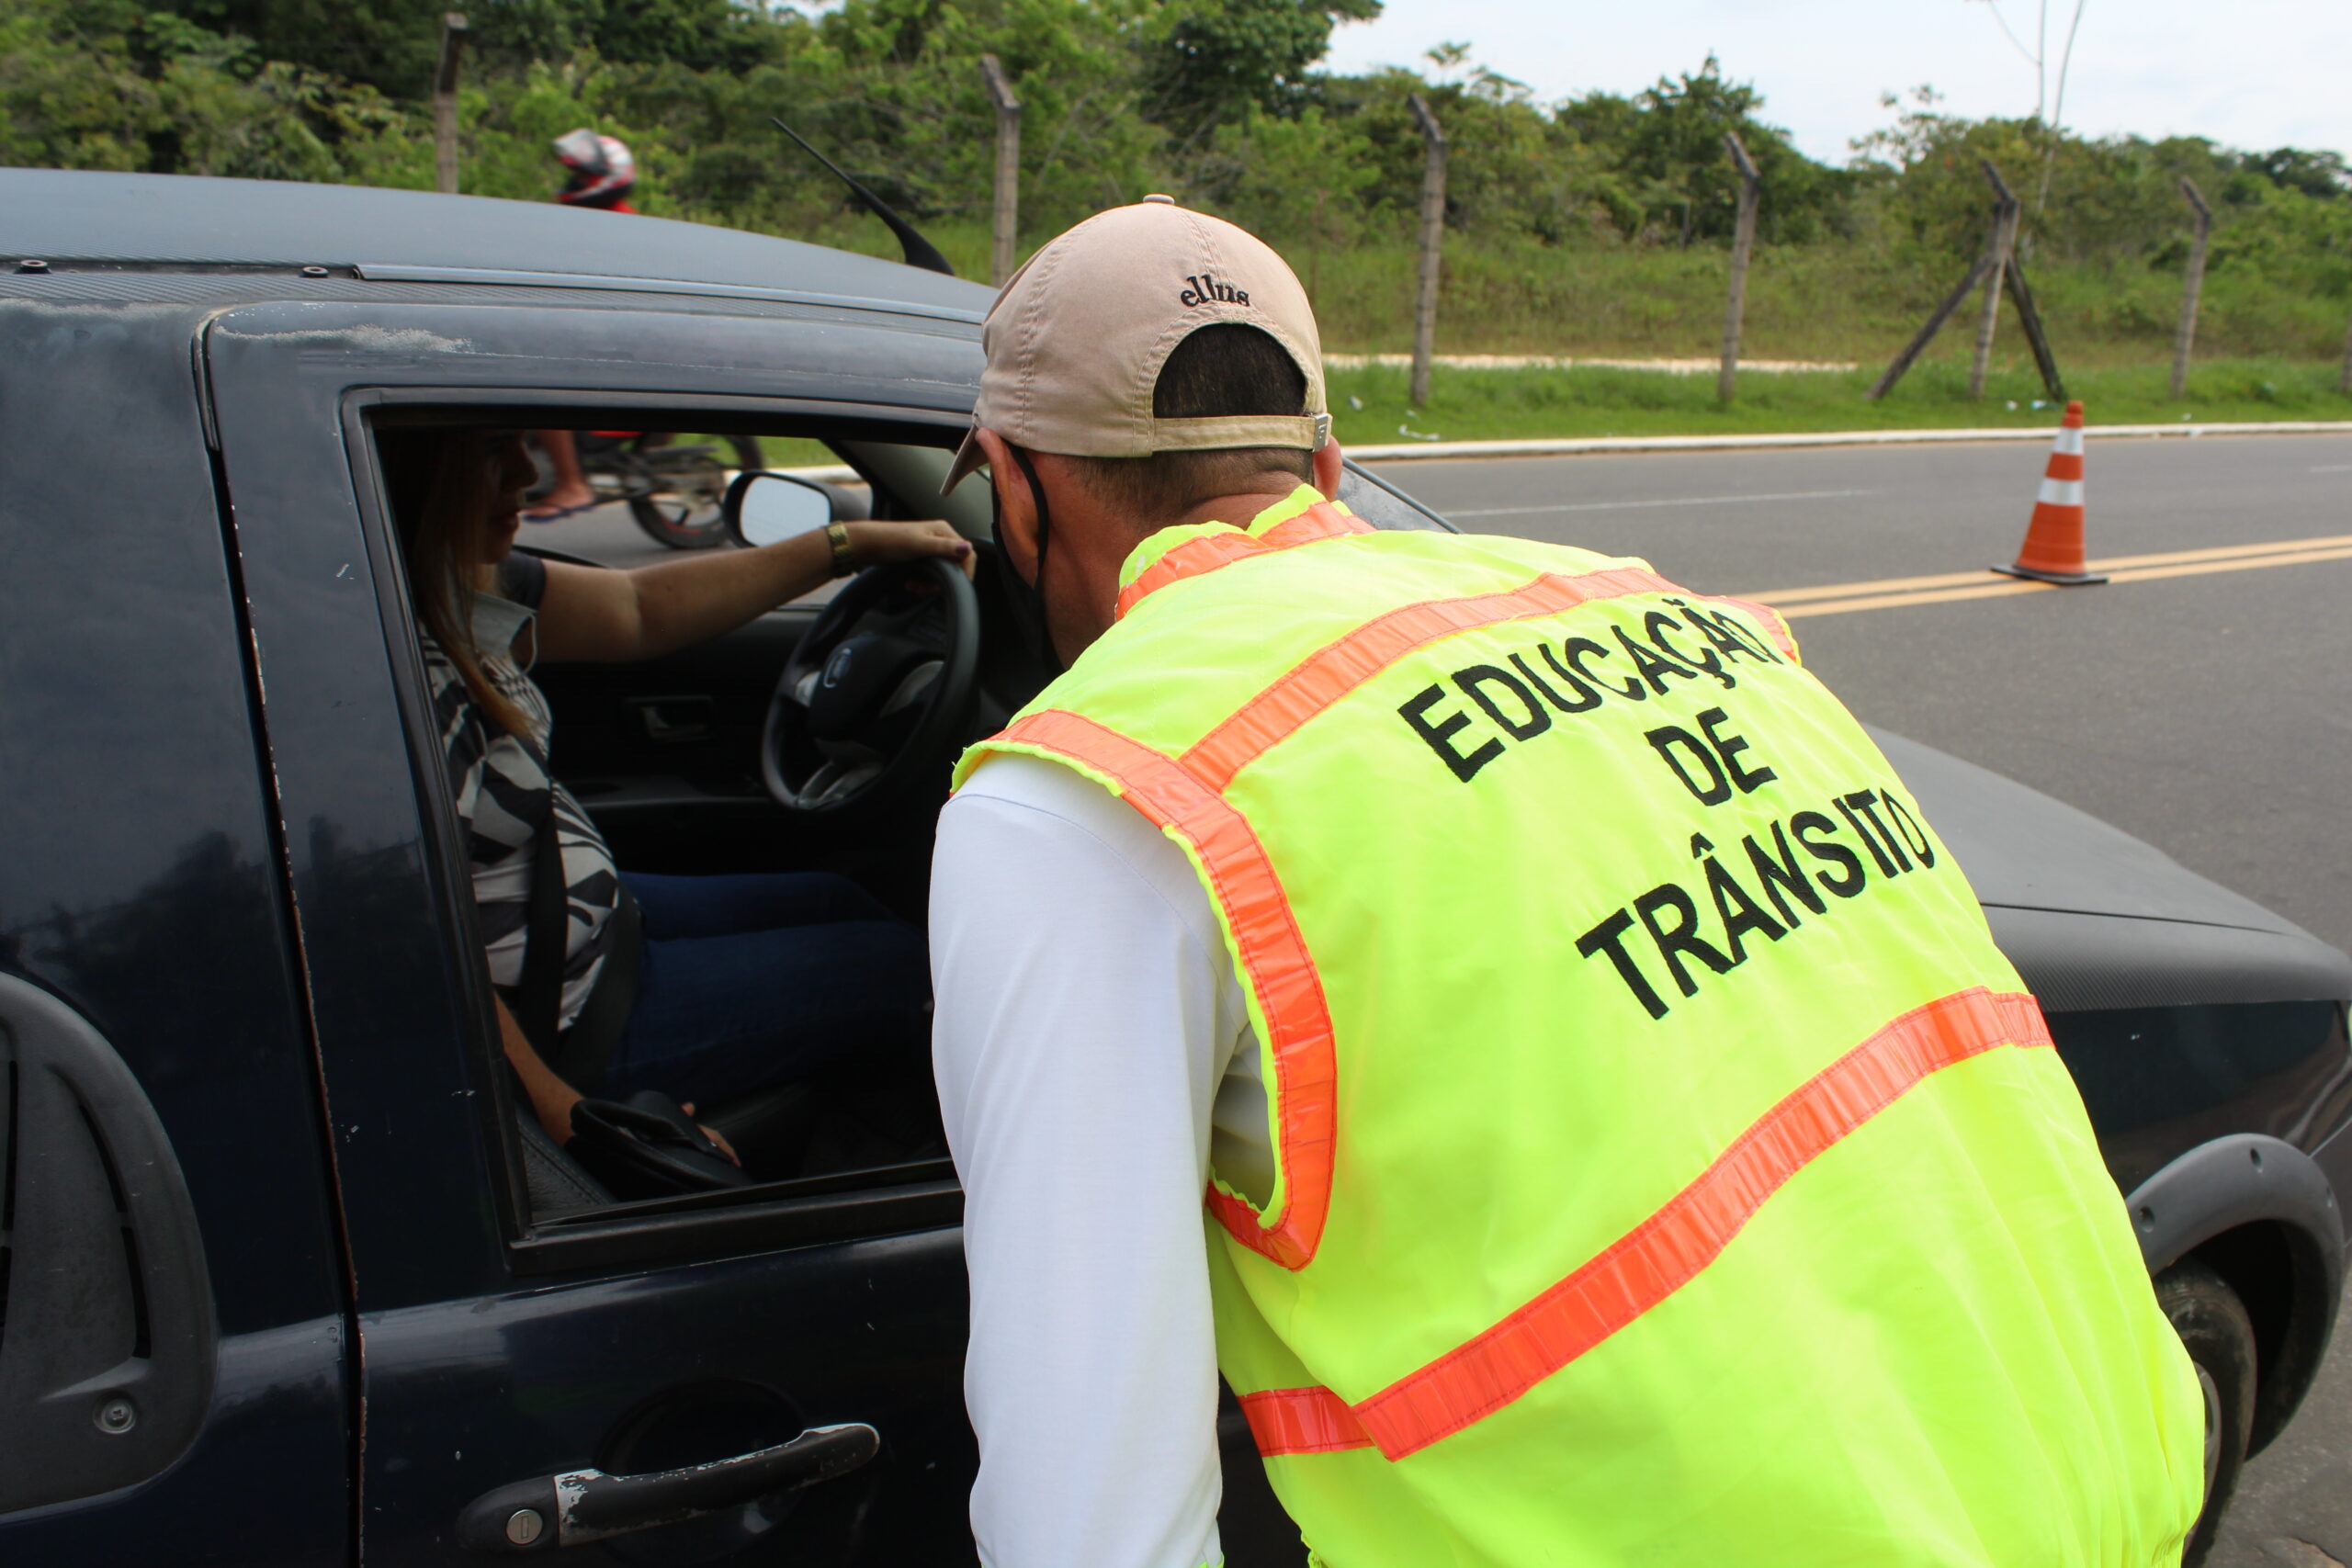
[762,556,980,813]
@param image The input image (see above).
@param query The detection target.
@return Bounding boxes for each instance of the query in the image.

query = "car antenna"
[769,117,956,277]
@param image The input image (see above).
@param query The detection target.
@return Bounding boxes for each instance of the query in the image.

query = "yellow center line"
[2096,533,2352,572]
[1779,544,2352,618]
[1782,580,2052,619]
[2109,543,2352,585]
[1778,545,2352,620]
[1752,567,2018,604]
[1748,532,2352,605]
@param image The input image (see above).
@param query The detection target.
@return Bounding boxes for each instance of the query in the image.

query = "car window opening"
[365,412,1012,1238]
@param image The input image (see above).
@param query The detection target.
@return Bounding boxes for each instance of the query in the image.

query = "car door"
[525,574,836,884]
[0,301,352,1562]
[203,297,983,1563]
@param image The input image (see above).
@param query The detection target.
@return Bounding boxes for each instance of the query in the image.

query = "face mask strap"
[1006,445,1053,590]
[989,444,1063,678]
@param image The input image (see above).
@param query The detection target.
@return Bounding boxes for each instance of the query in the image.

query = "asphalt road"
[541,433,2352,1561]
[1365,434,2352,959]
[525,501,720,570]
[1366,432,2352,1568]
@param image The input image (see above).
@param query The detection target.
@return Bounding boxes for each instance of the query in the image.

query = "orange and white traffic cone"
[1994,400,2108,585]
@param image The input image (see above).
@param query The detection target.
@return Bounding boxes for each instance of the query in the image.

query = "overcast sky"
[1319,1,2351,164]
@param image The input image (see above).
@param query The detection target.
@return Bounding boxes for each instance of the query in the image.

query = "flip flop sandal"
[522,502,597,524]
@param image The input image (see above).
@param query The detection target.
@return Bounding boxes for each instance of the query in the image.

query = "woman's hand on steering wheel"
[840,519,975,576]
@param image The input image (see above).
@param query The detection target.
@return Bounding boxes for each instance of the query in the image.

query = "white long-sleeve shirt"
[931,751,1271,1568]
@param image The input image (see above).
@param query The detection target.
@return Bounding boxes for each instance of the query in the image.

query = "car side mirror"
[723,471,835,549]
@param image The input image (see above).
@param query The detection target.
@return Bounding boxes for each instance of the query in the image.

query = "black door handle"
[0,976,218,1516]
[457,1421,880,1552]
[627,694,717,745]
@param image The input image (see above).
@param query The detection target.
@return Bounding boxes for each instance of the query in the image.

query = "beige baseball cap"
[944,196,1329,491]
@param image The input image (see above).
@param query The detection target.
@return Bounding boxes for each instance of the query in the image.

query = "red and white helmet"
[552,129,637,209]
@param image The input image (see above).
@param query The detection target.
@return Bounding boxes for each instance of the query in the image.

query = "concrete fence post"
[1968,162,2020,400]
[2170,178,2213,400]
[1407,94,1447,411]
[1716,131,1762,404]
[979,54,1022,288]
[433,13,468,197]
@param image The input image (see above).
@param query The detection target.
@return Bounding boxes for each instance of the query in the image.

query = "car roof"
[2,168,993,320]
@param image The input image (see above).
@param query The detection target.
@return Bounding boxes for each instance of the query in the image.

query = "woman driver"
[379,427,969,1160]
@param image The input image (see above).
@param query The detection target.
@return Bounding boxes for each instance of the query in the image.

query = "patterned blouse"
[422,554,619,1032]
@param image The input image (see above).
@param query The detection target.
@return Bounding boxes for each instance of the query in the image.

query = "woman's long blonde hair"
[378,426,536,738]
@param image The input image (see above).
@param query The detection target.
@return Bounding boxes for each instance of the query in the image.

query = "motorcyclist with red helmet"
[527,130,640,519]
[552,127,639,213]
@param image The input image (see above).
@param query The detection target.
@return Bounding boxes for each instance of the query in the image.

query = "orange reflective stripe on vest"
[1114,502,1374,617]
[1238,1385,1372,1455]
[991,706,1340,1269]
[1243,986,2053,1461]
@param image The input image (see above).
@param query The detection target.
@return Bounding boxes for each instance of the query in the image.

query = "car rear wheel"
[2155,1257,2256,1567]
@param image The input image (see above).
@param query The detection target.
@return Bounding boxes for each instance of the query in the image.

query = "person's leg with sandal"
[525,429,598,521]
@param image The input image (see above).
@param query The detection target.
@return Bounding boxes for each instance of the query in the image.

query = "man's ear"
[974,428,1039,582]
[1313,437,1345,501]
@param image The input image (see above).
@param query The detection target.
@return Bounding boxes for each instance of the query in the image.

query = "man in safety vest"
[928,197,2204,1568]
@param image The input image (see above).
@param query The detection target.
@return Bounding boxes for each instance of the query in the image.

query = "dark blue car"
[1,169,2346,1565]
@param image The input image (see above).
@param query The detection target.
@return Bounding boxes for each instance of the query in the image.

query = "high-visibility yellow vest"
[956,485,2204,1567]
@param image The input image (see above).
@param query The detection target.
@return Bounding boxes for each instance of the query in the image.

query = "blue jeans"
[599,871,930,1109]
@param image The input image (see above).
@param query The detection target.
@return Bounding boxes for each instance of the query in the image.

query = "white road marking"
[1447,488,1873,518]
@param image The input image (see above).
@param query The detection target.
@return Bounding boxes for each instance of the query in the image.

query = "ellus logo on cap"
[1179,272,1250,309]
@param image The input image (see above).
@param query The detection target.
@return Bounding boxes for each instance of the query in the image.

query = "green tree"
[1,0,412,179]
[2245,147,2350,203]
[1558,55,1849,245]
[150,0,775,96]
[1848,86,2043,266]
[1139,0,1380,143]
[151,0,447,96]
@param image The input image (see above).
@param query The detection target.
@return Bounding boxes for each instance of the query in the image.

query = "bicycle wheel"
[627,434,766,550]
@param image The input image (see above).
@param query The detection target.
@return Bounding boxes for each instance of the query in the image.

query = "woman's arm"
[497,993,584,1144]
[496,995,736,1163]
[528,518,971,664]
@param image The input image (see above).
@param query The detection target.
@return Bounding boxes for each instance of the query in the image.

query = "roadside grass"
[729,434,841,471]
[813,215,2348,368]
[702,358,2349,469]
[1327,356,2352,446]
[748,217,2349,446]
[1294,239,2349,367]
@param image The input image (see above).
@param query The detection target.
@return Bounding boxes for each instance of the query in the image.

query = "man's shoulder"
[955,749,1121,817]
[941,753,1218,936]
[947,752,1159,865]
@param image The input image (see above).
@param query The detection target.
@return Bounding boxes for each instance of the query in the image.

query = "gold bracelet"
[825,521,854,577]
